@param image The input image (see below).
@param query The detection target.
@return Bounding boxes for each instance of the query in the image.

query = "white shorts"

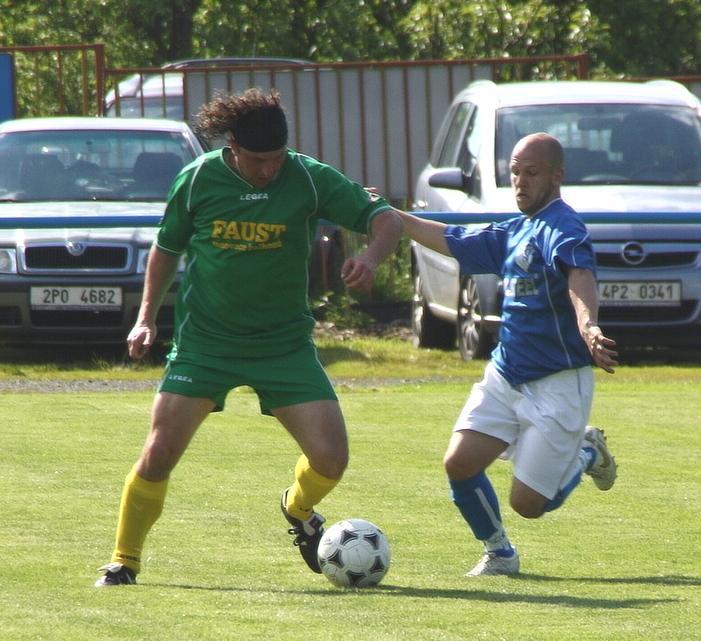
[453,361,594,499]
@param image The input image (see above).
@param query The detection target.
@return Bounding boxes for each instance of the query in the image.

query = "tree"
[587,0,700,76]
[124,0,204,64]
[0,1,698,78]
[399,1,605,64]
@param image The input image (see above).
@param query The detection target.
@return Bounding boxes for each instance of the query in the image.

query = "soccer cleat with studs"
[466,549,520,577]
[94,562,137,587]
[584,426,618,491]
[280,489,326,574]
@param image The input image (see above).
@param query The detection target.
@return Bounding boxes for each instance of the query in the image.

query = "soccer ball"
[317,518,391,588]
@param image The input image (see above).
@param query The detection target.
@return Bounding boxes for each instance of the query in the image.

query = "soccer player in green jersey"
[96,88,402,586]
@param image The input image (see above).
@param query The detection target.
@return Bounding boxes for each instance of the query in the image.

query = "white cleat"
[584,426,618,491]
[466,549,520,577]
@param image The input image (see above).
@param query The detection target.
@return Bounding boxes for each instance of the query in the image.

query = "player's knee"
[310,445,348,480]
[443,451,480,479]
[509,495,546,519]
[327,450,349,480]
[139,435,180,479]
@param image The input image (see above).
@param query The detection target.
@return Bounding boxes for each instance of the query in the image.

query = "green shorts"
[157,340,337,414]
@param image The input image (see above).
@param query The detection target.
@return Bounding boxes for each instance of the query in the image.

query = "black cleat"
[280,489,326,573]
[94,562,137,587]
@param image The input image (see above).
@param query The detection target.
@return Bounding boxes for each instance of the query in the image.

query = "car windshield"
[495,104,701,187]
[0,129,196,202]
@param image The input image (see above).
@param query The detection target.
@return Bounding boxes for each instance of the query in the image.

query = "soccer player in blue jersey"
[397,132,619,576]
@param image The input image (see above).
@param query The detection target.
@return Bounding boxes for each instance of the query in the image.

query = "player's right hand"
[127,322,156,360]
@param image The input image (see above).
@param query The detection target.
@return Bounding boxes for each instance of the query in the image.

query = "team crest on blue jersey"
[515,239,536,272]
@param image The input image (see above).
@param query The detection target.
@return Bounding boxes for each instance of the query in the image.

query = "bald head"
[510,133,565,216]
[513,133,564,170]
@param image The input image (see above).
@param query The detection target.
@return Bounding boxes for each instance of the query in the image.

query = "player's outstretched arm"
[127,246,180,359]
[568,267,618,373]
[396,210,451,256]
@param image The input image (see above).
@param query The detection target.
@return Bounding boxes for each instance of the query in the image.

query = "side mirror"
[428,159,477,194]
[428,168,464,190]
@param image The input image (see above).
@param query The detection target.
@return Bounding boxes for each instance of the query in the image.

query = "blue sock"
[544,469,582,512]
[582,446,598,471]
[544,446,594,512]
[449,472,504,541]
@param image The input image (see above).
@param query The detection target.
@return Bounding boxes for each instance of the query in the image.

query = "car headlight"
[0,248,17,274]
[136,248,150,274]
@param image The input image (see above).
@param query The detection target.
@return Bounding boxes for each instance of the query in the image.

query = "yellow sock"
[110,465,168,574]
[285,455,339,521]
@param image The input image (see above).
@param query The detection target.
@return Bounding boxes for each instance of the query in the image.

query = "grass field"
[1,339,700,641]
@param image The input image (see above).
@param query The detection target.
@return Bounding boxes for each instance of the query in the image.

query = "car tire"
[411,271,455,349]
[457,276,494,361]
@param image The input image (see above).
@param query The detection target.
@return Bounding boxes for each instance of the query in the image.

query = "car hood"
[561,185,701,213]
[440,185,701,241]
[523,185,700,241]
[0,201,164,243]
[484,184,701,214]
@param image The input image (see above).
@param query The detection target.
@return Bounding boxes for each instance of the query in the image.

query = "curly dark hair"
[195,88,285,142]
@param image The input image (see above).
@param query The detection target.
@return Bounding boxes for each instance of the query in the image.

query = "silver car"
[0,117,205,345]
[412,80,701,359]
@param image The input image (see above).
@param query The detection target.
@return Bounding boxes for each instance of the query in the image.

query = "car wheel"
[411,271,455,349]
[458,276,494,360]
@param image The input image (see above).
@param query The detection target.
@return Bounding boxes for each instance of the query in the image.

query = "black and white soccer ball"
[317,518,391,588]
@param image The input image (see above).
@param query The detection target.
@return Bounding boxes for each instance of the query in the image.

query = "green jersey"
[157,148,392,358]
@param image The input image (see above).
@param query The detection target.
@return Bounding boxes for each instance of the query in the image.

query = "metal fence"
[105,54,591,204]
[0,43,105,118]
[0,43,699,205]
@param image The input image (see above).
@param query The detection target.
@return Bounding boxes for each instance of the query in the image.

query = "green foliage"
[0,1,697,118]
[1,1,698,76]
[586,0,701,76]
[312,291,374,329]
[401,1,595,61]
[373,236,414,302]
[341,233,414,305]
[195,0,392,62]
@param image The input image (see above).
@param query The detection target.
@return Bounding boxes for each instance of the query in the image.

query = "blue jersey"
[445,198,595,386]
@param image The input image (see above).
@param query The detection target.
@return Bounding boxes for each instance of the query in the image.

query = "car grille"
[596,251,698,268]
[0,306,22,326]
[30,309,124,327]
[22,244,131,272]
[28,306,175,330]
[600,301,696,323]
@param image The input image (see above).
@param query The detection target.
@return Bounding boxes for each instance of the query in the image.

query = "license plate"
[598,281,681,306]
[30,286,122,310]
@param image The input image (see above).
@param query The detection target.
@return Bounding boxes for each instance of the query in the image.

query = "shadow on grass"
[514,573,701,587]
[617,346,701,366]
[0,343,168,370]
[147,575,693,609]
[0,343,373,370]
[317,344,372,367]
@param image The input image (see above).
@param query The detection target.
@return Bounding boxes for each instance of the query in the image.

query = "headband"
[231,106,288,152]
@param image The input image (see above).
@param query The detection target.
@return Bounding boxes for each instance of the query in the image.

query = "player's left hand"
[340,255,376,292]
[586,325,618,373]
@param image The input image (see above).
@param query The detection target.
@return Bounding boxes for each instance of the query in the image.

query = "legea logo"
[240,193,269,201]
